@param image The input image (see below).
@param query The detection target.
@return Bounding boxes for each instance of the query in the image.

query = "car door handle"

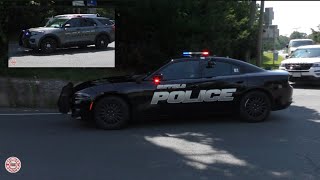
[236,81,244,84]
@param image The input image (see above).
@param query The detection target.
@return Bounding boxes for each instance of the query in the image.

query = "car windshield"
[290,48,320,58]
[290,41,313,47]
[45,18,69,28]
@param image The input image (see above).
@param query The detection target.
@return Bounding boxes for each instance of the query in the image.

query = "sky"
[261,1,320,36]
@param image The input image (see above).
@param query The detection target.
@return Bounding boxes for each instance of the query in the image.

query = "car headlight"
[279,63,285,68]
[312,63,320,68]
[74,92,91,104]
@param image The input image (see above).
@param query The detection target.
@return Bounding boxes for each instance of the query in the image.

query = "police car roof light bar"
[182,51,210,57]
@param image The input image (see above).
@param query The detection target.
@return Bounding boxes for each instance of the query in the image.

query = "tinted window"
[290,40,313,47]
[203,61,241,77]
[66,18,81,27]
[97,19,113,25]
[45,18,68,28]
[81,18,97,26]
[159,61,200,80]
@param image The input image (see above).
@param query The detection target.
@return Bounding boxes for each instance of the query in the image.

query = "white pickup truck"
[286,39,314,55]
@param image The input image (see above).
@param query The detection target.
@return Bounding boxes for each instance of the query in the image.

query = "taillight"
[112,25,115,31]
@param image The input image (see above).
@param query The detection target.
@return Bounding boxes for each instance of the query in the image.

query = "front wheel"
[95,35,109,49]
[94,96,130,130]
[239,91,271,123]
[40,37,57,54]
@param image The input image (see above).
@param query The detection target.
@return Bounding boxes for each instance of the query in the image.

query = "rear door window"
[97,19,113,25]
[81,18,97,26]
[202,61,242,78]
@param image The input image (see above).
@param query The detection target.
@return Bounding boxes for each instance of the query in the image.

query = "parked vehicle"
[19,14,115,53]
[286,39,314,55]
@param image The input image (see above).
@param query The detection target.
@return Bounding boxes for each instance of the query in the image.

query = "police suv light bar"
[183,51,210,57]
[55,14,99,18]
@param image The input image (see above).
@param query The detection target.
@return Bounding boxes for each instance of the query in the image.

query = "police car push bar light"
[183,51,210,57]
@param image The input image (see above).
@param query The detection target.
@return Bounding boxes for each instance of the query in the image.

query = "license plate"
[291,72,301,77]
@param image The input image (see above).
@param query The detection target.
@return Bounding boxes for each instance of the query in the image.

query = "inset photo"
[8,6,115,68]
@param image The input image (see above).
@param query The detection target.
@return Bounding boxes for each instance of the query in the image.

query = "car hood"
[73,75,141,92]
[281,58,320,64]
[28,27,56,32]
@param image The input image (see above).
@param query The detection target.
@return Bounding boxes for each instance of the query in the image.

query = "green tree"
[309,25,320,43]
[117,0,259,71]
[289,31,307,39]
[275,35,290,49]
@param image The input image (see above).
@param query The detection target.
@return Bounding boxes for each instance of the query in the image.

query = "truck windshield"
[45,18,69,28]
[290,48,320,58]
[290,41,313,47]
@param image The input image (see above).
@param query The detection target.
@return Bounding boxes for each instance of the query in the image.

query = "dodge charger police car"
[58,52,293,130]
[19,14,115,53]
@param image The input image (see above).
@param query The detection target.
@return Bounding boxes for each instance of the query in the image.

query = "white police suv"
[279,45,320,82]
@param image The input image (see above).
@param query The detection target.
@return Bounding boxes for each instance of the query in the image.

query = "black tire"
[239,91,271,123]
[95,35,109,49]
[40,37,57,53]
[94,96,129,130]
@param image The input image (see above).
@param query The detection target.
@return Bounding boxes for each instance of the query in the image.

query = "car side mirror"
[206,60,216,68]
[285,55,289,59]
[64,24,71,29]
[285,44,288,48]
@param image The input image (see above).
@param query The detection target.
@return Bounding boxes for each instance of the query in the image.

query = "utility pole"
[256,0,264,67]
[245,0,257,62]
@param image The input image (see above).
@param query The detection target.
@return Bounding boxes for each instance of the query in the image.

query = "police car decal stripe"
[151,88,237,104]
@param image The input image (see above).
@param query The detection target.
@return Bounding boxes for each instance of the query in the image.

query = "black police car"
[58,52,293,129]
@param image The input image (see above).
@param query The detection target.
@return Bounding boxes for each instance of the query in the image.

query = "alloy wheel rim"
[244,96,267,117]
[46,43,52,49]
[99,102,123,125]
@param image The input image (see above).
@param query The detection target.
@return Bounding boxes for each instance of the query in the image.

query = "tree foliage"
[276,35,290,48]
[289,31,307,39]
[309,25,320,43]
[117,0,259,72]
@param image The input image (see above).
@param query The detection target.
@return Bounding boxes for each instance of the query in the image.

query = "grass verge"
[250,51,285,70]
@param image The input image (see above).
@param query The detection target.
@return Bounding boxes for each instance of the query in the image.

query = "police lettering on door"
[151,84,237,104]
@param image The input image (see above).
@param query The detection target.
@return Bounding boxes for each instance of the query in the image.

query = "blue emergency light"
[182,51,210,57]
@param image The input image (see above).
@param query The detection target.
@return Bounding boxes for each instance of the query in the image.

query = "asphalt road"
[8,42,115,68]
[0,85,320,180]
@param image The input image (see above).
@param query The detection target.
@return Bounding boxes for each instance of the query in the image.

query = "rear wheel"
[40,37,57,53]
[95,35,109,49]
[94,96,129,130]
[239,91,271,122]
